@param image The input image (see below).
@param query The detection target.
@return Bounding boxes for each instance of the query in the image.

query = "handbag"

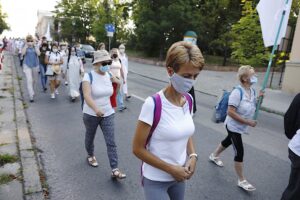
[52,64,61,74]
[45,65,54,76]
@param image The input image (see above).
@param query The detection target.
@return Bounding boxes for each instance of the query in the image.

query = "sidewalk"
[0,52,44,200]
[128,57,296,116]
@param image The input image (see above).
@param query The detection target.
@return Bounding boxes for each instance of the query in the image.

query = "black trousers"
[281,148,300,200]
[221,126,244,162]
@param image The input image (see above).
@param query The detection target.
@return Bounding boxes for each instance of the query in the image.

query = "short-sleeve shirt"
[138,90,195,182]
[110,59,122,78]
[224,86,256,134]
[289,129,300,156]
[82,70,114,117]
[46,51,62,68]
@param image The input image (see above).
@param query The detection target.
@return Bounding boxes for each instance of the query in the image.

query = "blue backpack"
[213,87,243,123]
[79,72,93,110]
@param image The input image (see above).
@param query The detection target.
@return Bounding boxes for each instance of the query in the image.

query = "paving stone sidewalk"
[0,51,44,200]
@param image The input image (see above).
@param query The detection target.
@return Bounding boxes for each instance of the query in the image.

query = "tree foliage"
[230,0,269,66]
[0,4,9,34]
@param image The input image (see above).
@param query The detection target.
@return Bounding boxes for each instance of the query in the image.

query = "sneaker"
[65,81,68,86]
[55,89,59,95]
[71,97,76,102]
[30,99,34,103]
[51,93,55,99]
[87,156,98,167]
[118,106,127,112]
[43,87,47,92]
[209,153,224,167]
[125,95,131,101]
[238,179,256,191]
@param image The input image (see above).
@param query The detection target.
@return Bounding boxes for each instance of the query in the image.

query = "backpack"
[79,72,93,110]
[213,87,243,123]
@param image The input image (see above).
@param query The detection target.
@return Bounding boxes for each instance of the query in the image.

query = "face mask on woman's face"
[250,75,258,85]
[169,73,196,94]
[112,54,118,59]
[71,51,76,56]
[42,47,47,50]
[52,48,58,53]
[99,64,110,73]
[119,49,125,54]
[27,42,33,46]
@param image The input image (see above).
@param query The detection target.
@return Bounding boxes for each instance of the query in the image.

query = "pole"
[108,37,111,51]
[254,0,289,120]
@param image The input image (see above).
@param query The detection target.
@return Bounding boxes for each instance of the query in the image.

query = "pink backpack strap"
[183,93,193,113]
[141,93,162,185]
[144,93,162,147]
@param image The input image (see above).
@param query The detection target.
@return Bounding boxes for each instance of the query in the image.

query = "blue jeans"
[143,177,185,200]
[117,87,125,109]
[39,63,47,89]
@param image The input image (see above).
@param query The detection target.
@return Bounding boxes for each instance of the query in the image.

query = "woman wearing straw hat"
[82,50,126,179]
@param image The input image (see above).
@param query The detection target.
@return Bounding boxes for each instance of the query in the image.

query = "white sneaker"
[55,89,59,95]
[238,179,256,191]
[51,93,55,99]
[209,153,224,167]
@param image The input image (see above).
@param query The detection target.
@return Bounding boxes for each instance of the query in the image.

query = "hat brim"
[92,56,112,65]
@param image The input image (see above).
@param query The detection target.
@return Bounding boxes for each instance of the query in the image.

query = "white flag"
[257,0,293,47]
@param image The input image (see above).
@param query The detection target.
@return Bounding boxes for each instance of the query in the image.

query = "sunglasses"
[102,61,112,66]
[27,40,34,42]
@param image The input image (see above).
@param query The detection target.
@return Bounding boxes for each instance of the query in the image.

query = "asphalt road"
[16,58,290,200]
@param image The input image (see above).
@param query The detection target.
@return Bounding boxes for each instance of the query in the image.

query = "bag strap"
[144,93,162,148]
[183,93,193,113]
[88,72,93,84]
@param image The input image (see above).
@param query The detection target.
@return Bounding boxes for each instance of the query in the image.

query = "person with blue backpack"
[209,65,263,192]
[81,50,126,179]
[132,41,205,200]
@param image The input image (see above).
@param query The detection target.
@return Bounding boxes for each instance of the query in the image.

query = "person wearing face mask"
[109,48,126,111]
[133,41,204,200]
[119,44,131,100]
[209,65,263,192]
[66,46,84,101]
[59,42,69,86]
[82,50,126,179]
[45,44,63,99]
[39,43,50,92]
[22,35,41,102]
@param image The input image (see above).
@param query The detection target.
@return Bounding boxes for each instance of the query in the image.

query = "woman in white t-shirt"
[82,50,126,179]
[133,41,204,200]
[45,44,63,99]
[109,48,126,111]
[209,65,263,192]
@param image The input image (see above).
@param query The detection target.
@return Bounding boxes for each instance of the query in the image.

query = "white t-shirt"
[82,71,114,117]
[110,59,121,78]
[46,51,62,67]
[225,86,256,134]
[138,91,195,182]
[289,129,300,156]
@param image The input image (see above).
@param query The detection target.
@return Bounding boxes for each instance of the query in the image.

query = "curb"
[128,69,283,116]
[128,56,282,72]
[10,54,44,200]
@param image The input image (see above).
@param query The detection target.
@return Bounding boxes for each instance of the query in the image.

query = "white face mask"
[119,49,125,54]
[53,49,58,53]
[71,51,76,56]
[250,76,258,85]
[169,73,196,94]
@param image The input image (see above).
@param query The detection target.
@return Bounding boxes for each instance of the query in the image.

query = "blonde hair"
[237,65,254,83]
[26,35,33,42]
[166,41,205,72]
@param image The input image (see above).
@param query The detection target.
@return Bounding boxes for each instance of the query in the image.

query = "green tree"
[0,4,9,34]
[53,0,97,43]
[230,0,269,66]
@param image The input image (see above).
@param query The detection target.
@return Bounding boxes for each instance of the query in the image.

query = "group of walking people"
[15,34,299,199]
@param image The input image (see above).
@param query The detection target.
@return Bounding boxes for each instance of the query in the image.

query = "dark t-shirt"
[39,48,49,65]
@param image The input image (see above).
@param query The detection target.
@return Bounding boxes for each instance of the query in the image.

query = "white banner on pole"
[257,0,293,47]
